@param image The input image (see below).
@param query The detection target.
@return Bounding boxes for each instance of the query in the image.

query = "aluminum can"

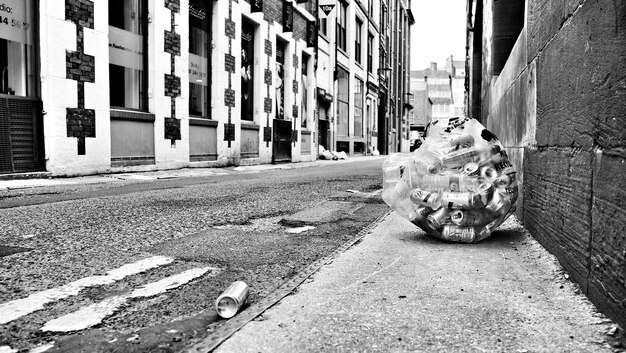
[410,188,441,208]
[462,162,480,176]
[441,225,477,243]
[480,166,498,181]
[476,182,494,206]
[411,206,435,232]
[426,207,452,230]
[485,192,512,217]
[440,191,482,209]
[450,210,494,226]
[215,281,250,319]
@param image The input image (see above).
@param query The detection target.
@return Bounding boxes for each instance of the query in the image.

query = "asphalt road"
[0,158,388,352]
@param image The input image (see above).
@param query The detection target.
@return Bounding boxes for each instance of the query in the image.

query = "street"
[0,158,389,352]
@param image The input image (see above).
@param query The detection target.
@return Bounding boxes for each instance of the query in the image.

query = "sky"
[410,0,467,70]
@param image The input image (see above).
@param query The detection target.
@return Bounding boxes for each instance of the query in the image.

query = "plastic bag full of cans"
[381,118,518,243]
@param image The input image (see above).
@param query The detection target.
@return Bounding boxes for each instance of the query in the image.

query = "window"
[189,0,211,117]
[241,19,255,121]
[319,18,328,36]
[336,67,349,136]
[354,78,363,137]
[0,0,37,97]
[355,19,363,64]
[337,1,347,52]
[276,38,286,120]
[301,52,310,128]
[109,0,148,110]
[367,33,373,73]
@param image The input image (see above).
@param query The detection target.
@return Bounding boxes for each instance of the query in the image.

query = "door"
[272,119,292,163]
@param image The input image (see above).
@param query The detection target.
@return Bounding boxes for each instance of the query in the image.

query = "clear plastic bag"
[381,118,518,243]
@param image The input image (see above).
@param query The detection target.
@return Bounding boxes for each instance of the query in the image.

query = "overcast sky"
[410,0,467,70]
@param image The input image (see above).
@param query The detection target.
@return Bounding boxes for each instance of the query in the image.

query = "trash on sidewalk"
[215,281,250,319]
[318,145,348,160]
[381,118,518,243]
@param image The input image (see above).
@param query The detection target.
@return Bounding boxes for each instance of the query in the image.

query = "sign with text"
[188,53,208,85]
[109,26,144,70]
[306,20,316,47]
[318,0,335,18]
[251,0,262,13]
[282,0,293,32]
[0,0,34,44]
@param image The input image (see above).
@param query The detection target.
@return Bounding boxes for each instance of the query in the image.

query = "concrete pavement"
[192,212,622,353]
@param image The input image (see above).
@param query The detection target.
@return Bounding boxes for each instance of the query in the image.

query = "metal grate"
[0,97,44,174]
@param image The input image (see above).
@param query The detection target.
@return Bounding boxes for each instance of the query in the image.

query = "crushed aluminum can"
[440,191,484,209]
[450,210,495,227]
[441,225,477,243]
[215,281,250,319]
[426,207,452,230]
[485,192,512,217]
[480,166,498,181]
[410,188,441,208]
[476,182,495,205]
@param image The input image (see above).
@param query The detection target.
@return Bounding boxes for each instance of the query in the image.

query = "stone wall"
[476,0,626,326]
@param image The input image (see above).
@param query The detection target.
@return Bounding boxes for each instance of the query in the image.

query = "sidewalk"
[0,156,385,191]
[193,213,621,353]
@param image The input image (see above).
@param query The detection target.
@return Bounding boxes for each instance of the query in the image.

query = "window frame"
[337,1,347,52]
[355,18,363,64]
[188,0,212,118]
[108,0,149,111]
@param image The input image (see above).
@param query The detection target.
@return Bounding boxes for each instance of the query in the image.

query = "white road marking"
[0,256,175,325]
[0,346,17,353]
[41,267,215,332]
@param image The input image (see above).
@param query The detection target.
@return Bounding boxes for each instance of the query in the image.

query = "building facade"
[1,0,317,176]
[377,0,414,155]
[466,0,626,327]
[408,78,431,141]
[444,55,466,117]
[317,0,381,156]
[412,62,454,121]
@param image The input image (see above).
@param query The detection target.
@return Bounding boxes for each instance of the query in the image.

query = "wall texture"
[524,0,626,325]
[475,0,626,326]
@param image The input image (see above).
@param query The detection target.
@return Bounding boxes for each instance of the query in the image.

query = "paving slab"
[211,213,618,353]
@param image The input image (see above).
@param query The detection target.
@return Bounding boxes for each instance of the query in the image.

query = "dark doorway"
[318,119,329,151]
[272,119,291,163]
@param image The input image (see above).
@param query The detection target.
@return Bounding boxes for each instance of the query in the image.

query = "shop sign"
[0,0,33,44]
[282,0,293,32]
[109,26,144,70]
[251,0,262,12]
[189,53,207,85]
[306,20,316,47]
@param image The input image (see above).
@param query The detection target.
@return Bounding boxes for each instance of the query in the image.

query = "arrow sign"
[320,4,335,16]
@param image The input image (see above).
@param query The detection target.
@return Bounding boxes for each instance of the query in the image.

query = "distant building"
[408,79,432,139]
[412,62,454,120]
[444,56,466,117]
